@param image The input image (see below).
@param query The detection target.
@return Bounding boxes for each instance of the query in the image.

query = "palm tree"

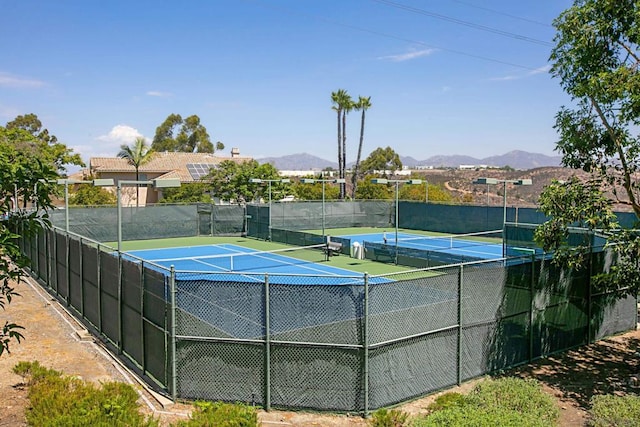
[352,96,372,198]
[331,89,352,199]
[117,137,154,207]
[341,94,353,199]
[331,90,346,194]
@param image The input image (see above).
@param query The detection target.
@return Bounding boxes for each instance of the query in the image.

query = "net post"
[169,265,177,401]
[264,273,271,411]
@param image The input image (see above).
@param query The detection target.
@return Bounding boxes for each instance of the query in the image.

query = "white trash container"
[352,241,364,259]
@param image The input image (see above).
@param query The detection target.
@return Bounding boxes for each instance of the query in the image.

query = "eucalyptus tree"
[118,137,154,207]
[6,113,84,174]
[152,113,224,153]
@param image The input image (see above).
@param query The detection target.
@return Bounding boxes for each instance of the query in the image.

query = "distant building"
[459,164,489,170]
[88,149,252,206]
[278,170,337,177]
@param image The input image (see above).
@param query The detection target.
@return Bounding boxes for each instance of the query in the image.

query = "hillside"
[416,167,580,208]
[258,150,562,171]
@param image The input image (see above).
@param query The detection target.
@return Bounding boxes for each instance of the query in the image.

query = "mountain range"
[258,150,562,171]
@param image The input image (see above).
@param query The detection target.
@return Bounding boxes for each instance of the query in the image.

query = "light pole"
[472,178,532,226]
[249,178,290,241]
[115,179,181,251]
[371,178,422,264]
[301,178,345,239]
[424,180,429,204]
[56,178,114,232]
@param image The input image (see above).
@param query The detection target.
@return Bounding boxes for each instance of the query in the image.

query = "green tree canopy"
[68,184,116,206]
[151,113,224,153]
[355,176,393,200]
[160,182,212,204]
[359,147,403,176]
[5,114,84,174]
[0,125,59,356]
[205,160,285,204]
[550,0,640,218]
[292,177,341,201]
[535,0,640,297]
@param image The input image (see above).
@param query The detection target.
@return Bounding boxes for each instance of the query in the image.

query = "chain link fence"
[21,224,637,415]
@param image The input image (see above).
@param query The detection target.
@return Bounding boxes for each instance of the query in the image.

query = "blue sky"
[1,0,573,170]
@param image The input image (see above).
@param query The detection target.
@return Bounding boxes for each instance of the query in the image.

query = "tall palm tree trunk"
[337,108,342,193]
[341,109,347,199]
[135,168,140,207]
[353,108,366,198]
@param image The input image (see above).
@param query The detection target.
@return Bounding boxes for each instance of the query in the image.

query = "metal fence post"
[529,254,535,361]
[79,237,84,316]
[140,260,146,375]
[457,265,463,386]
[118,251,123,353]
[363,273,369,417]
[97,243,102,333]
[587,246,596,343]
[65,232,71,305]
[170,265,177,401]
[264,273,271,411]
[46,229,52,289]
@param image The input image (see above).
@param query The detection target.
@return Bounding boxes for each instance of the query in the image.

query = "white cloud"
[0,72,45,88]
[378,48,436,62]
[490,64,552,81]
[528,65,551,76]
[146,90,172,97]
[98,124,145,144]
[489,75,518,81]
[83,125,148,159]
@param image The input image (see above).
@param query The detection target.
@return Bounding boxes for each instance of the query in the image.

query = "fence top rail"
[173,270,365,279]
[52,225,116,250]
[369,256,510,279]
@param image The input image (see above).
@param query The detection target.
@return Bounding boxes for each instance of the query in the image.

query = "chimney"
[231,147,240,158]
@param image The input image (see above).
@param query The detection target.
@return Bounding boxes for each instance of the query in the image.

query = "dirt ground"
[1,276,639,426]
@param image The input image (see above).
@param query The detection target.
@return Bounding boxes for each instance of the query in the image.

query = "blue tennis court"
[338,231,504,260]
[127,243,458,340]
[127,243,383,285]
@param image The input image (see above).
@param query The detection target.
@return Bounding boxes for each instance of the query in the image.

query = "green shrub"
[413,377,559,427]
[413,405,549,427]
[369,408,409,427]
[427,392,468,412]
[174,400,258,427]
[13,361,157,427]
[589,394,640,426]
[467,377,559,425]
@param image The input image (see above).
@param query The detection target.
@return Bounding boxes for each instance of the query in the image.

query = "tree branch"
[589,96,640,217]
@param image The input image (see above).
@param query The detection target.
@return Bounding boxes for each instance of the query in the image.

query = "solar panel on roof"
[186,163,218,180]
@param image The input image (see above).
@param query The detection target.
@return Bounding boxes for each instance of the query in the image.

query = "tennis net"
[363,230,504,268]
[150,243,329,272]
[387,230,503,250]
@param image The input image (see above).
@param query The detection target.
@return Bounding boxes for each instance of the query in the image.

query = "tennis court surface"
[127,243,384,285]
[337,230,504,260]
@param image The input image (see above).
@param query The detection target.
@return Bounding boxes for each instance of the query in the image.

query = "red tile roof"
[90,151,253,182]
